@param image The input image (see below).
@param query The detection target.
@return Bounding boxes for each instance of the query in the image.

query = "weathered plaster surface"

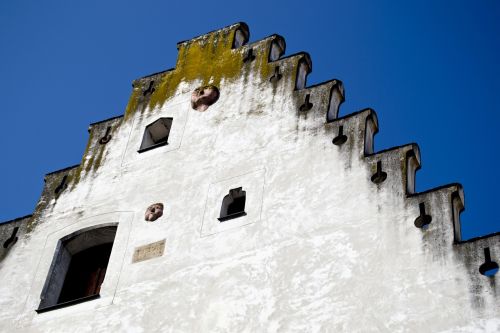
[0,23,498,332]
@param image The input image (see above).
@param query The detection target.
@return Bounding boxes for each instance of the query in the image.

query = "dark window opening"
[218,187,247,222]
[227,196,245,215]
[37,225,117,313]
[138,117,173,153]
[57,243,112,303]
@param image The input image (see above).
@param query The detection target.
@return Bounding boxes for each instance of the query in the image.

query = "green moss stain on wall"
[70,120,120,188]
[123,25,276,120]
[92,143,106,172]
[147,29,241,111]
[124,86,142,121]
[72,128,94,189]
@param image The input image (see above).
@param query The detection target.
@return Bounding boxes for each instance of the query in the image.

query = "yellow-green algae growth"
[92,142,106,172]
[124,26,275,121]
[71,122,118,188]
[71,128,94,189]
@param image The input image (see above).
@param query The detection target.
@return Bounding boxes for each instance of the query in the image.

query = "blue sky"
[0,0,499,239]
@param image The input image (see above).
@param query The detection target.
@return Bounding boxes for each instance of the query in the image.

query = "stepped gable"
[1,21,498,296]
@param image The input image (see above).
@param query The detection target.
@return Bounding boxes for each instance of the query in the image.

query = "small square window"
[201,169,264,237]
[138,117,173,153]
[218,187,247,222]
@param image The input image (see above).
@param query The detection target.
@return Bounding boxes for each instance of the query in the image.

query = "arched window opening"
[37,225,117,313]
[268,37,285,62]
[295,57,311,90]
[218,187,247,222]
[232,25,249,49]
[57,243,112,303]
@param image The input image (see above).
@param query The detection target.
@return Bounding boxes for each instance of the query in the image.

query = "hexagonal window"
[138,117,173,153]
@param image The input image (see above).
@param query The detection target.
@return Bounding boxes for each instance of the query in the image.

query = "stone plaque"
[132,239,165,263]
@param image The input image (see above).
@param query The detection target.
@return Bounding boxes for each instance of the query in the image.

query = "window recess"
[138,117,173,153]
[218,187,247,222]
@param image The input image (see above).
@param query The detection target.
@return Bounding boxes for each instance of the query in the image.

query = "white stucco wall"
[0,23,498,333]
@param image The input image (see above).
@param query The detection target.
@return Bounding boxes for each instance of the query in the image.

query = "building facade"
[0,23,499,332]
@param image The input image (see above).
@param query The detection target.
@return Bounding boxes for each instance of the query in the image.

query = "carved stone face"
[191,85,219,111]
[144,203,164,222]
